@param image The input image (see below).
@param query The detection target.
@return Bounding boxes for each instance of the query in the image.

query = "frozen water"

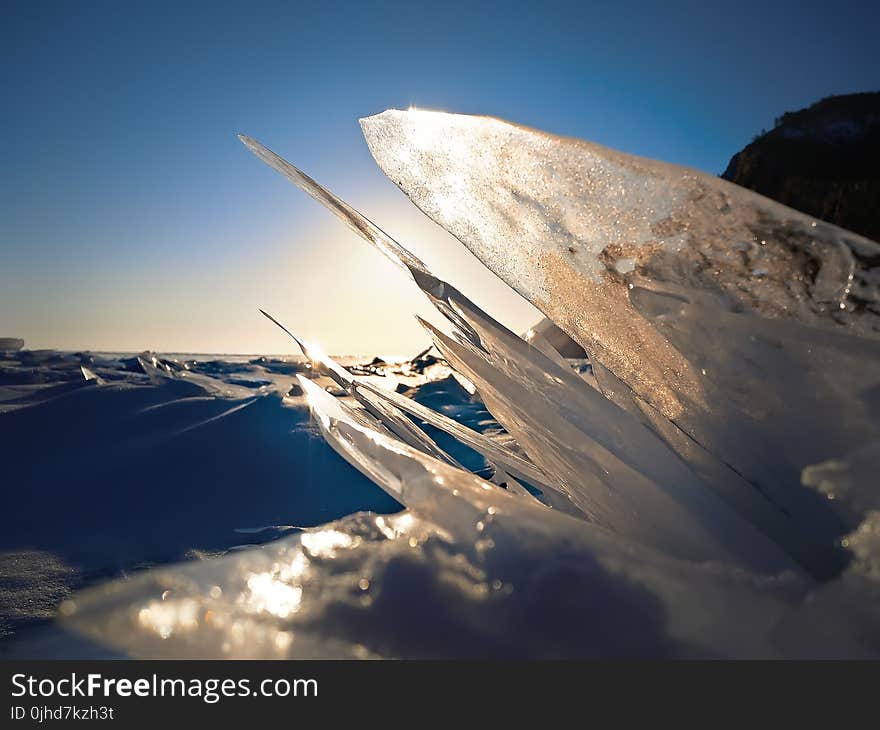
[34,113,880,657]
[361,109,880,578]
[56,370,880,658]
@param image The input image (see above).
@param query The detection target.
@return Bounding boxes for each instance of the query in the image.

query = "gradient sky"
[3,1,878,355]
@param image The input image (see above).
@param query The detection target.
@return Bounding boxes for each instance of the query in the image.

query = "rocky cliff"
[722,92,880,242]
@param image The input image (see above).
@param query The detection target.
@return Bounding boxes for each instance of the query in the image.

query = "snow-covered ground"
[0,347,506,657]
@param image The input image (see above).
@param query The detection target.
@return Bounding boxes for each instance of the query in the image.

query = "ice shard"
[239,134,815,574]
[259,309,462,468]
[259,308,537,496]
[360,109,880,577]
[237,134,427,276]
[354,379,557,502]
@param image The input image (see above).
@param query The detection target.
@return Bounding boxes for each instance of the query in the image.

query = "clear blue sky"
[2,0,878,354]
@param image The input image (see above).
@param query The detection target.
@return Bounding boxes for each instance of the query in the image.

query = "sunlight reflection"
[300,529,355,558]
[137,598,199,639]
[375,513,415,541]
[243,572,303,618]
[303,339,333,370]
[277,550,309,581]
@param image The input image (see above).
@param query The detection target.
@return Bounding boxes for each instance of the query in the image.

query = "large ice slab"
[360,109,880,577]
[360,110,880,416]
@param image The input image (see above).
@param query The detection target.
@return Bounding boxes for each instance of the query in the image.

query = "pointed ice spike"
[259,308,313,360]
[240,138,488,351]
[259,309,531,490]
[294,374,382,434]
[259,309,352,384]
[347,384,467,468]
[261,309,464,468]
[80,364,103,383]
[239,134,427,275]
[296,373,510,506]
[240,136,484,349]
[406,266,483,350]
[355,379,555,505]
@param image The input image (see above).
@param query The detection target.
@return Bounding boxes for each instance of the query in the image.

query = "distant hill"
[722,92,880,242]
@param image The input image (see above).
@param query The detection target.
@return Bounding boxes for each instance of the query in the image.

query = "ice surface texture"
[57,112,880,658]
